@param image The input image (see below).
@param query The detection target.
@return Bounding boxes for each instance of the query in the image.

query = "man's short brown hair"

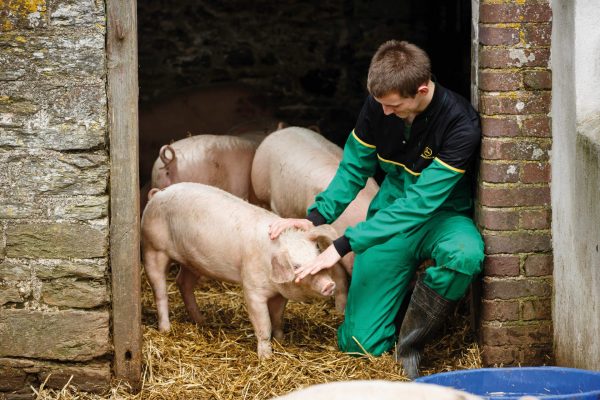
[367,40,431,98]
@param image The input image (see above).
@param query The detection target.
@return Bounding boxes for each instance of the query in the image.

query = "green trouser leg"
[338,211,484,357]
[337,232,418,356]
[419,211,485,301]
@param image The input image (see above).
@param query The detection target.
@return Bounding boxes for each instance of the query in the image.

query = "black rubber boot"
[394,277,456,380]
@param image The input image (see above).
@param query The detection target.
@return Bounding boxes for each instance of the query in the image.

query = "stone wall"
[476,0,554,365]
[0,0,111,396]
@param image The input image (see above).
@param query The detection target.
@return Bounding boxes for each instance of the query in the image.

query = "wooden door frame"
[107,0,142,390]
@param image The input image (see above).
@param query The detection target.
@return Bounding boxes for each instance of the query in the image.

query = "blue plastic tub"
[415,367,600,399]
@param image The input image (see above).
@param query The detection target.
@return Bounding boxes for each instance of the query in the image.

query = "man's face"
[374,92,422,119]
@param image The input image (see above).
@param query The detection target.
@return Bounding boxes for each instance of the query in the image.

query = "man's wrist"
[332,235,352,257]
[306,209,327,226]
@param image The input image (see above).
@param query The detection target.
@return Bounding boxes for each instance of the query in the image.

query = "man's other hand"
[294,244,341,282]
[268,218,314,240]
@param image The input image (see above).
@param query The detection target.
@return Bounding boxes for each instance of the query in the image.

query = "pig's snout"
[309,272,337,297]
[296,269,336,297]
[321,281,336,297]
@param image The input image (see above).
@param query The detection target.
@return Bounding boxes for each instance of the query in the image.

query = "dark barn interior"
[137,0,472,186]
[133,3,478,390]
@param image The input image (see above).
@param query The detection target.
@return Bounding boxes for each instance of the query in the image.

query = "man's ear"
[416,83,429,96]
[307,224,338,251]
[270,251,295,283]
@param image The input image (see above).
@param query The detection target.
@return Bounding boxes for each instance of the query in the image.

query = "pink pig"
[141,182,345,358]
[150,134,263,202]
[138,82,275,186]
[251,126,379,276]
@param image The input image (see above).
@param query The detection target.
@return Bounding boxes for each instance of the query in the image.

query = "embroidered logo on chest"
[420,146,434,159]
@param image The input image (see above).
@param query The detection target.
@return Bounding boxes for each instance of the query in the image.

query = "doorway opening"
[131,0,474,390]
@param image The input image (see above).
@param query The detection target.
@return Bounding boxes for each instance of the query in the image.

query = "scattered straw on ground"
[34,268,481,399]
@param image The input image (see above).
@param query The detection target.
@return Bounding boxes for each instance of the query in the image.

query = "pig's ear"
[159,144,176,167]
[147,188,161,201]
[307,224,338,251]
[307,124,321,134]
[270,251,295,283]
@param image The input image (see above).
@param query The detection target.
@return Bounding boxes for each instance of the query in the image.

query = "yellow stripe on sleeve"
[351,130,376,148]
[376,154,421,176]
[434,157,465,173]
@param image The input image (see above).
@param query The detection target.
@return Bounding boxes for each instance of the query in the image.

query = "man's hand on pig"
[295,244,341,283]
[269,218,314,239]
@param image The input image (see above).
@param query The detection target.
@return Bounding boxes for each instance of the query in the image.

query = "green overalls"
[306,85,485,356]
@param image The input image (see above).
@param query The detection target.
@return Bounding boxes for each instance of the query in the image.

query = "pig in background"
[148,134,264,204]
[138,82,277,186]
[139,122,289,213]
[251,126,380,276]
[141,182,348,358]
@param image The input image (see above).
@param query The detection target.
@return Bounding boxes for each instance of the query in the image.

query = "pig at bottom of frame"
[271,380,485,400]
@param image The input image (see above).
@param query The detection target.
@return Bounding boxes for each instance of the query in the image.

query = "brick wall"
[476,0,554,366]
[0,0,112,396]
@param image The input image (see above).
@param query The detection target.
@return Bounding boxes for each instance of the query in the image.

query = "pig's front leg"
[340,251,355,276]
[267,294,288,342]
[176,265,205,325]
[332,263,349,314]
[243,289,273,359]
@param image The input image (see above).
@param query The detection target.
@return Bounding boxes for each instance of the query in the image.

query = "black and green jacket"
[306,83,481,256]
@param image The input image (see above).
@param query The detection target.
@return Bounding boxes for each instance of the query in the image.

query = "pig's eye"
[293,264,301,270]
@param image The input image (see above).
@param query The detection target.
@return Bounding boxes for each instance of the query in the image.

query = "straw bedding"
[34,268,482,399]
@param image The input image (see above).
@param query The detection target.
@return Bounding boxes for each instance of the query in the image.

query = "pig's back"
[171,134,258,168]
[142,182,274,280]
[183,135,258,195]
[252,127,343,216]
[155,135,259,197]
[264,127,342,170]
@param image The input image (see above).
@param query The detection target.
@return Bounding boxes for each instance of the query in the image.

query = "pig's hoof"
[257,343,273,359]
[258,351,273,360]
[158,322,171,332]
[189,313,205,325]
[272,330,284,342]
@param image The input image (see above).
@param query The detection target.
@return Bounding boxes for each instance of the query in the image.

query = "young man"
[269,40,484,379]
